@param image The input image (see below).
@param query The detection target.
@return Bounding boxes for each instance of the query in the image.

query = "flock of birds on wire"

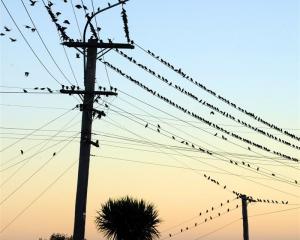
[102,60,299,169]
[1,0,298,201]
[143,46,300,142]
[116,48,300,152]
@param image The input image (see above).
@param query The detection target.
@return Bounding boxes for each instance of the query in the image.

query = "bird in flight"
[63,20,70,24]
[0,33,5,36]
[29,0,38,6]
[9,37,17,42]
[4,26,11,32]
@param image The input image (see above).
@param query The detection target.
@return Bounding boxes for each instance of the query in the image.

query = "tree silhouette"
[95,196,161,240]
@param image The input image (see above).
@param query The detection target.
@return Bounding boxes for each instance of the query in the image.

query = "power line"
[0,0,63,86]
[133,41,300,142]
[115,49,299,150]
[0,159,78,234]
[0,107,75,153]
[0,132,79,206]
[102,60,299,163]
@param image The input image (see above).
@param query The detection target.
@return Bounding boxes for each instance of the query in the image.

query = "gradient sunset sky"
[0,0,299,240]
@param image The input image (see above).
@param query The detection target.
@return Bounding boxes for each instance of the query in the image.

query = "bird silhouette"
[75,4,82,9]
[214,133,217,136]
[20,150,24,154]
[172,136,175,140]
[63,20,70,24]
[34,87,38,90]
[248,147,251,151]
[210,111,214,115]
[76,53,80,58]
[25,72,29,77]
[56,11,61,16]
[145,123,148,128]
[24,25,31,29]
[9,37,17,42]
[4,26,11,31]
[0,33,5,36]
[53,152,56,156]
[31,28,36,32]
[157,128,160,133]
[29,0,38,6]
[23,89,28,93]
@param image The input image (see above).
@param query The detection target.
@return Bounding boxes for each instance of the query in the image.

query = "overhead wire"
[133,41,300,142]
[0,0,63,86]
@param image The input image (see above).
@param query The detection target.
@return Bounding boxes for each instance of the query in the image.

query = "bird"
[29,0,38,6]
[169,234,171,237]
[172,136,175,140]
[75,4,82,9]
[157,124,161,128]
[227,208,230,212]
[63,20,70,24]
[0,33,5,36]
[82,4,88,10]
[9,37,17,42]
[157,128,160,133]
[218,213,221,216]
[23,89,28,93]
[180,229,183,232]
[145,123,148,128]
[4,26,11,31]
[56,11,61,16]
[76,53,80,58]
[31,28,36,32]
[210,111,214,115]
[20,150,24,154]
[195,223,197,226]
[223,185,226,189]
[214,133,217,136]
[34,87,38,90]
[25,72,29,77]
[53,152,56,156]
[24,25,31,29]
[248,147,251,151]
[47,87,53,93]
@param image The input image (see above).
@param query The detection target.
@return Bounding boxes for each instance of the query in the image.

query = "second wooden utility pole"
[241,194,249,240]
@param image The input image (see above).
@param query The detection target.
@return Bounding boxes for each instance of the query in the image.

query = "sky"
[0,0,299,240]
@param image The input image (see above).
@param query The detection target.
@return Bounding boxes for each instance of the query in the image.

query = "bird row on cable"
[142,46,300,142]
[22,87,54,93]
[102,61,300,185]
[0,26,17,42]
[115,48,300,152]
[166,205,240,239]
[107,54,300,163]
[102,61,299,186]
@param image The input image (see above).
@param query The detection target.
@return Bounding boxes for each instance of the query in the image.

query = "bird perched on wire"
[20,150,24,154]
[25,72,29,77]
[23,89,28,93]
[145,123,148,128]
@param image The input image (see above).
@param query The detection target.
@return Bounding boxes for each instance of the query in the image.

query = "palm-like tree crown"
[95,196,161,240]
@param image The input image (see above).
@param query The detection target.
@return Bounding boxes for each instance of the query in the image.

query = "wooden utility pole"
[62,38,133,240]
[73,38,97,240]
[241,194,249,240]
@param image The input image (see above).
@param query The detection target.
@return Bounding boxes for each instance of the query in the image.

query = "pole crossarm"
[62,41,134,49]
[60,89,118,96]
